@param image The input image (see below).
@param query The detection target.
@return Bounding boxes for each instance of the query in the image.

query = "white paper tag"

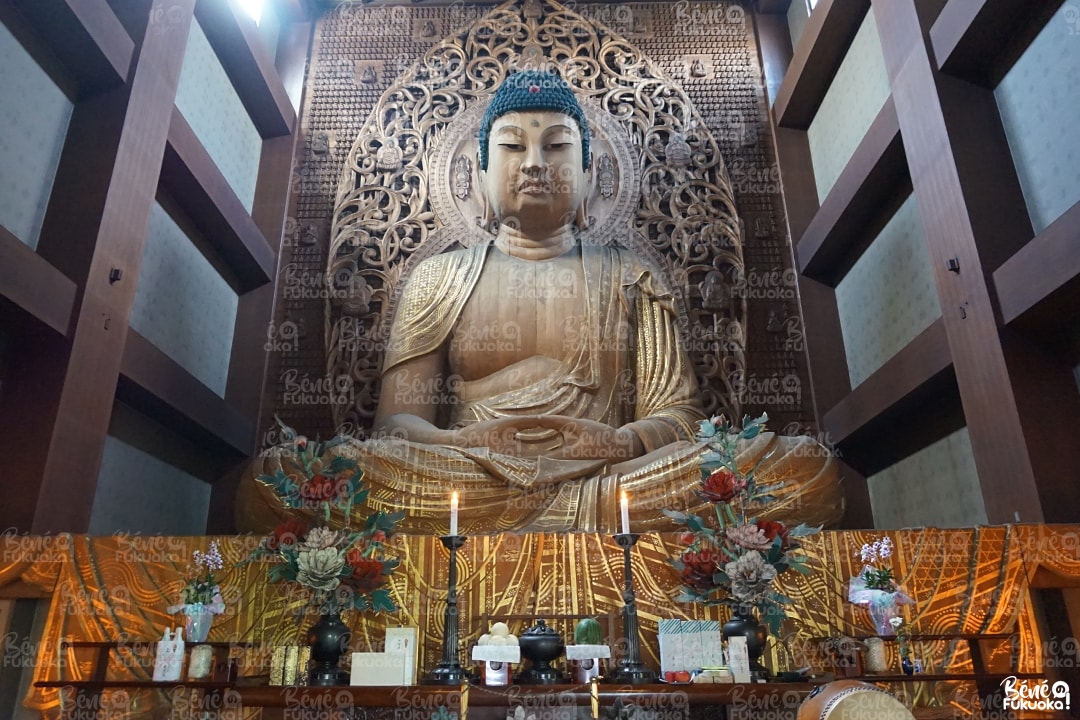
[385,627,419,685]
[727,636,751,683]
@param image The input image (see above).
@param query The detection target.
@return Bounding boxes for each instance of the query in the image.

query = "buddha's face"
[481,110,588,236]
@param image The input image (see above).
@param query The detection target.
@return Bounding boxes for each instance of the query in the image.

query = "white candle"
[450,491,459,536]
[620,490,630,534]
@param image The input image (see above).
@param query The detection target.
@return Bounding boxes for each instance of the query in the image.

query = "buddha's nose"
[522,144,543,172]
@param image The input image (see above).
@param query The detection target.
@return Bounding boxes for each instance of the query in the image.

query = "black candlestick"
[605,533,657,684]
[425,535,469,685]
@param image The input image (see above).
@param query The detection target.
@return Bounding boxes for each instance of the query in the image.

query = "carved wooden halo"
[427,94,641,251]
[325,0,748,430]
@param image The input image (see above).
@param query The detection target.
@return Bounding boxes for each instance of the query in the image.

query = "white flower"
[296,548,345,591]
[726,524,774,551]
[889,616,903,630]
[725,551,777,603]
[302,526,343,550]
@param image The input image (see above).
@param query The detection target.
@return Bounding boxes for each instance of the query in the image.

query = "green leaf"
[788,560,812,575]
[370,588,397,613]
[267,564,290,583]
[697,419,717,438]
[675,589,703,604]
[684,513,708,533]
[662,509,691,524]
[788,523,822,537]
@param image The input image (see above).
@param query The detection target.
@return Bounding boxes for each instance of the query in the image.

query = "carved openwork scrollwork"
[327,0,746,432]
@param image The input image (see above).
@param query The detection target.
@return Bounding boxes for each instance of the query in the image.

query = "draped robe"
[238,242,844,534]
[353,241,706,532]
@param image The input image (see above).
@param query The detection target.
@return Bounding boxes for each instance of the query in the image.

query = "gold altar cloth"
[2,526,1077,716]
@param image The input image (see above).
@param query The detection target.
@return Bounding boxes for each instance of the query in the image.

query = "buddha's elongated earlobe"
[477,156,495,230]
[576,162,593,230]
[576,198,589,231]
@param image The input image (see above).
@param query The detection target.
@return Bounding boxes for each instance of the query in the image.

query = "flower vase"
[863,638,887,673]
[722,610,768,676]
[867,594,901,636]
[901,657,914,676]
[307,613,352,686]
[183,605,215,643]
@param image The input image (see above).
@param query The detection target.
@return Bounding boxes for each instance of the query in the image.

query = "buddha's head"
[478,70,592,237]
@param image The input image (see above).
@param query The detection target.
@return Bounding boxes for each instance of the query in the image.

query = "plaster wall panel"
[868,427,988,528]
[835,194,941,387]
[995,3,1080,235]
[175,19,263,211]
[88,434,211,535]
[806,8,890,203]
[130,202,238,397]
[0,22,73,249]
[787,0,810,50]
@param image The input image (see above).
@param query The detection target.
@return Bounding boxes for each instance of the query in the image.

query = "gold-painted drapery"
[3,526,1078,716]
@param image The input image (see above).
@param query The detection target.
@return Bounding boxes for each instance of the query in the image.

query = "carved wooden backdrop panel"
[262,0,811,446]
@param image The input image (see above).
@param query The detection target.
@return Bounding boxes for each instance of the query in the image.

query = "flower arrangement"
[167,540,226,617]
[848,536,913,635]
[890,616,911,660]
[665,414,820,633]
[246,419,403,613]
[857,537,897,591]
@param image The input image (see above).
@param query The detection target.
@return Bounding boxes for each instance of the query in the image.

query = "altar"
[3,525,1075,718]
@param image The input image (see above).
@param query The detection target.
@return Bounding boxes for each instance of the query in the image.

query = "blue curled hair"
[478,69,591,171]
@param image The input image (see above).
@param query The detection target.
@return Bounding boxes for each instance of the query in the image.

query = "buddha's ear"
[575,159,593,231]
[475,150,494,230]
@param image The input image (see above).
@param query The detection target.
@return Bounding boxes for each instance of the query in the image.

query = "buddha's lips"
[518,179,548,194]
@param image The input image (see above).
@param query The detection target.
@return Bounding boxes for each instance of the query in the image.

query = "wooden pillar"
[870,0,1080,523]
[755,8,873,527]
[0,0,196,533]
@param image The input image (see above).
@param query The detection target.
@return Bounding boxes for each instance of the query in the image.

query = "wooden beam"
[0,225,77,337]
[931,0,1065,87]
[0,332,69,532]
[755,0,792,14]
[25,0,198,534]
[755,11,793,110]
[163,108,275,291]
[871,0,1080,523]
[11,0,133,96]
[796,97,907,284]
[831,371,965,478]
[824,319,952,446]
[773,0,870,129]
[994,199,1080,364]
[194,0,296,138]
[118,330,253,456]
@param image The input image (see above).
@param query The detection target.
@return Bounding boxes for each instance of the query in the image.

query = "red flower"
[299,474,338,508]
[267,520,308,551]
[678,531,696,546]
[680,549,723,592]
[698,468,747,503]
[372,530,387,543]
[344,549,385,592]
[756,520,790,549]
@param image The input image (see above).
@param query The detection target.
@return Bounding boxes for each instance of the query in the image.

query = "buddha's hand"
[527,416,645,462]
[375,414,526,452]
[377,414,643,461]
